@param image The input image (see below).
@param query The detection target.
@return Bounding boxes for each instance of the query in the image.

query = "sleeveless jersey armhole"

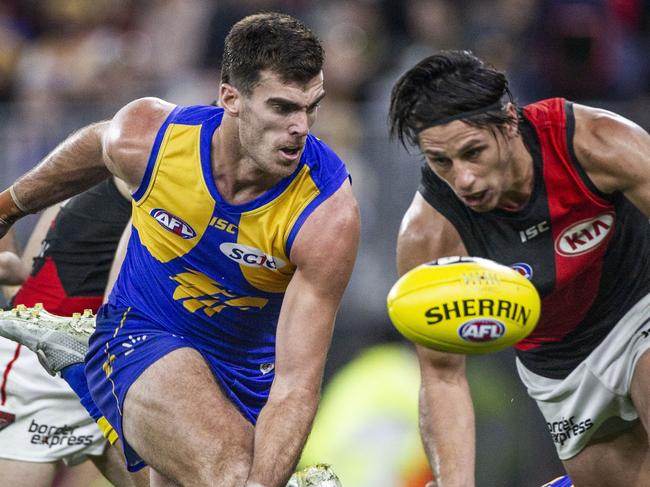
[132,106,181,203]
[564,101,618,203]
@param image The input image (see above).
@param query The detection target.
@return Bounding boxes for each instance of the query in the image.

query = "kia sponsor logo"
[458,319,506,342]
[220,243,287,270]
[150,209,197,239]
[555,213,614,256]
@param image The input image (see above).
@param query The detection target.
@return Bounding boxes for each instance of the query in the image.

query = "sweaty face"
[237,70,325,179]
[418,121,520,212]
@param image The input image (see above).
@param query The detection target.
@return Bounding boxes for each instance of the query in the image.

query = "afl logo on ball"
[555,213,614,256]
[458,319,506,342]
[151,209,197,239]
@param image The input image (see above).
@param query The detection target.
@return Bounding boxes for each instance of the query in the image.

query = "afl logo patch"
[555,212,614,256]
[458,319,506,342]
[219,243,287,270]
[511,262,533,279]
[150,209,197,239]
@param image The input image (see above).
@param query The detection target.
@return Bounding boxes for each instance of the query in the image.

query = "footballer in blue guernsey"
[0,12,360,487]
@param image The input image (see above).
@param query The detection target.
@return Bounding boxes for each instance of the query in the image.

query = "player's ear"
[504,103,519,138]
[219,83,241,116]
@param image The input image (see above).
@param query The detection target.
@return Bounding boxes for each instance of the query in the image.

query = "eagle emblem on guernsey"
[170,269,268,317]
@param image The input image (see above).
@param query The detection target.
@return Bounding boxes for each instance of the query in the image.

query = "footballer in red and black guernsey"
[0,178,133,486]
[11,178,131,314]
[390,50,650,487]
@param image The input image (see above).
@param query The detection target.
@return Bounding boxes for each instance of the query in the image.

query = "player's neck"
[211,118,283,205]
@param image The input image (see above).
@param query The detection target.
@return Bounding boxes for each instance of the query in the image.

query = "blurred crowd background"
[1,1,649,486]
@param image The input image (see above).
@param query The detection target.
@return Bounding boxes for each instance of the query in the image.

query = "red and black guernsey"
[419,98,650,379]
[11,179,131,315]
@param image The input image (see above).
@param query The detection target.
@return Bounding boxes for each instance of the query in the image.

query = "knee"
[182,443,252,486]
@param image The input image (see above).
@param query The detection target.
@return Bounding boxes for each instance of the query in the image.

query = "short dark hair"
[389,50,515,148]
[221,12,324,95]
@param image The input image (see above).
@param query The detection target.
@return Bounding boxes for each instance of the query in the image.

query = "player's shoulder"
[113,97,176,132]
[573,102,633,135]
[290,180,359,269]
[572,102,647,193]
[103,98,177,189]
[106,97,177,152]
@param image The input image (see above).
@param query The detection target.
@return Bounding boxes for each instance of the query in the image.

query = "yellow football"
[387,256,541,354]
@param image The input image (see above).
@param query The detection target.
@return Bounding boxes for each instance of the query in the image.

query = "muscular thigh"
[563,421,650,487]
[0,459,58,487]
[122,347,254,483]
[563,348,650,487]
[631,347,650,430]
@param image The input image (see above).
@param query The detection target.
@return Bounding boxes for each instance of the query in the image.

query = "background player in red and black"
[389,50,650,487]
[11,178,131,314]
[0,178,146,487]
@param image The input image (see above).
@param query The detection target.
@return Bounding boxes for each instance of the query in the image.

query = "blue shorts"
[85,303,274,472]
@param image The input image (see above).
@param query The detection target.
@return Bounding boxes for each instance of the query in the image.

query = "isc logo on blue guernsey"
[220,243,287,270]
[150,209,197,239]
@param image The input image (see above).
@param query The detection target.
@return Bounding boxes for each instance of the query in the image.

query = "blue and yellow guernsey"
[107,104,348,382]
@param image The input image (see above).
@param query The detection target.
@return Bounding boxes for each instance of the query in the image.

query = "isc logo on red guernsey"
[554,213,614,256]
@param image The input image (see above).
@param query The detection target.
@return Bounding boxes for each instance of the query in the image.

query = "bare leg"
[54,460,104,487]
[0,459,58,486]
[563,422,650,486]
[122,347,254,486]
[562,349,650,487]
[89,440,150,487]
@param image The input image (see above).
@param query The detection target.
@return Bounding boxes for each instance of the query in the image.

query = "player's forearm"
[420,379,476,487]
[10,122,112,216]
[246,385,319,487]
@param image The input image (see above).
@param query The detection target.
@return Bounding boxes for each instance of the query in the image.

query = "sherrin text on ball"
[387,256,541,354]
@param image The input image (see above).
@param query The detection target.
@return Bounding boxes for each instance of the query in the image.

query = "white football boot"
[286,464,342,487]
[0,303,94,375]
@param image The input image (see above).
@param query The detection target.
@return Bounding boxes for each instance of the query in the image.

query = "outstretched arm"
[0,97,175,238]
[397,192,475,487]
[246,182,360,487]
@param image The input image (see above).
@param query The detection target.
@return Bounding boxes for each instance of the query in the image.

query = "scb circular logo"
[458,319,506,342]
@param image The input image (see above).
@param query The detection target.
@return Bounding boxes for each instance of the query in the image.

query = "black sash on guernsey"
[418,100,650,378]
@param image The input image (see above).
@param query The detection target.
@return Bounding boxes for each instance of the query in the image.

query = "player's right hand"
[0,187,27,238]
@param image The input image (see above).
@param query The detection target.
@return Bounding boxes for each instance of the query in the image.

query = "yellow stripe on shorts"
[97,416,119,445]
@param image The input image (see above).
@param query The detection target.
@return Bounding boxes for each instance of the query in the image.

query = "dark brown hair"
[221,12,324,95]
